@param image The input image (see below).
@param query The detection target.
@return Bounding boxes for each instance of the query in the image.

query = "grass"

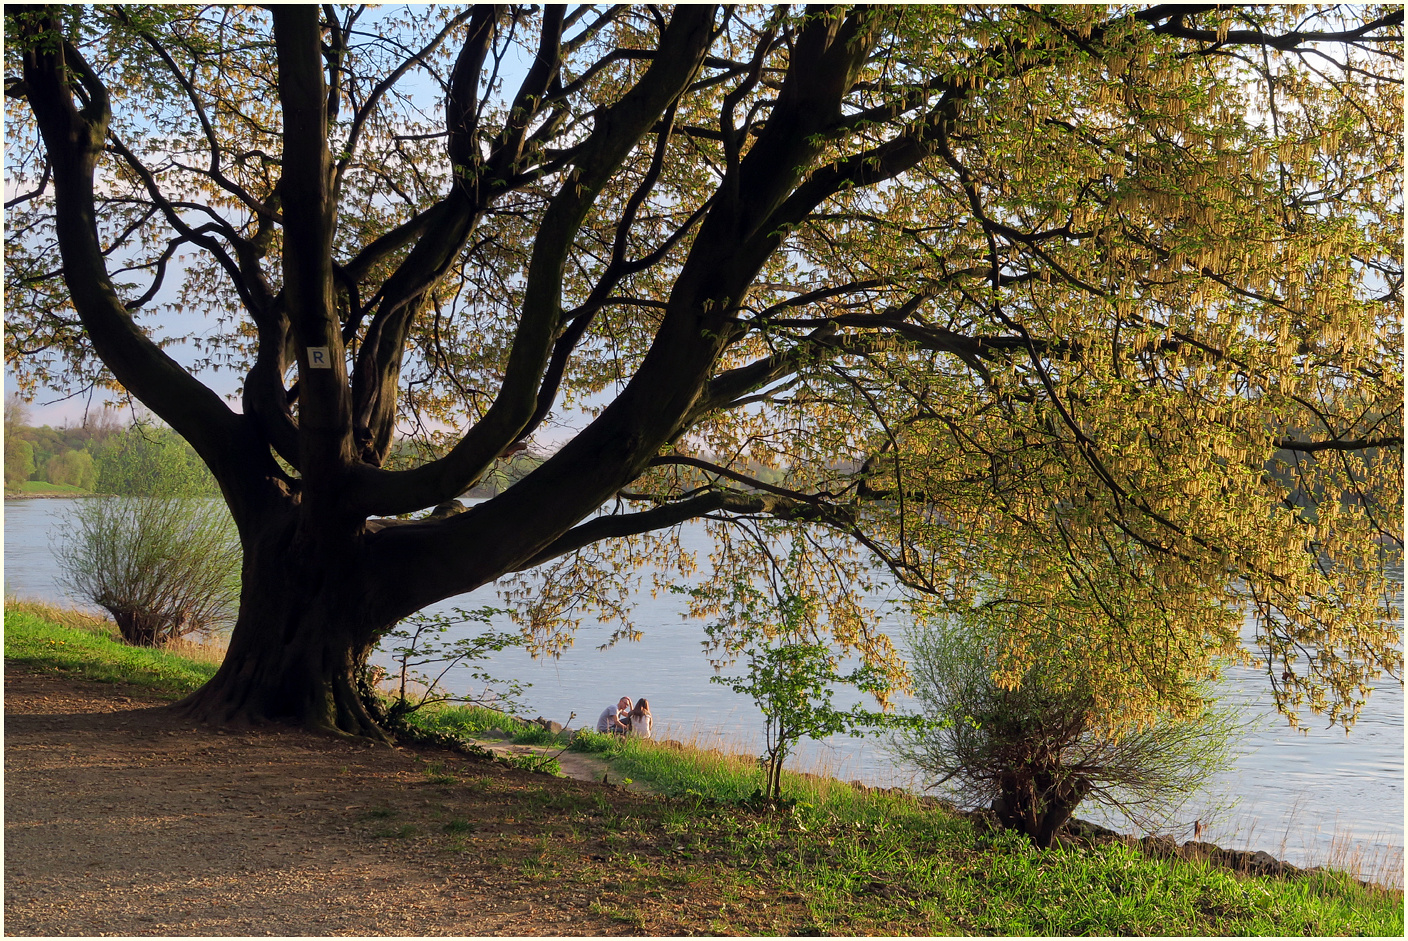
[8,480,93,495]
[4,598,220,696]
[398,700,545,740]
[562,730,1403,935]
[571,729,765,802]
[5,602,1404,936]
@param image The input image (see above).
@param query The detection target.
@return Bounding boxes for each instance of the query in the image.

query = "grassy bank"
[5,481,94,496]
[5,603,1402,936]
[559,730,1403,933]
[4,599,220,694]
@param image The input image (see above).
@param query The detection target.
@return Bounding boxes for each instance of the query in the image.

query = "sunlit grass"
[4,597,115,636]
[566,728,1402,934]
[4,598,219,695]
[400,700,541,739]
[8,481,92,495]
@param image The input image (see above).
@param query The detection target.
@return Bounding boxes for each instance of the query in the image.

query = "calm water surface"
[5,496,1402,884]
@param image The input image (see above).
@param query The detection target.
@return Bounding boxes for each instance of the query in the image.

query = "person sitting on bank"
[596,696,632,735]
[627,698,653,739]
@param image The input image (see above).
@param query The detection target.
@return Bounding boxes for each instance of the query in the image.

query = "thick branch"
[349,6,719,518]
[1276,436,1403,453]
[348,7,555,466]
[274,6,353,489]
[335,7,484,201]
[124,11,280,220]
[516,100,689,444]
[1136,6,1404,51]
[17,12,278,516]
[515,493,737,569]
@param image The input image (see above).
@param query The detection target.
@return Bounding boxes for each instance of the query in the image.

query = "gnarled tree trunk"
[993,772,1092,849]
[174,513,391,739]
[109,608,177,648]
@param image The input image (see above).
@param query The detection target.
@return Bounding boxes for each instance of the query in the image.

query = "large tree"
[6,4,1402,738]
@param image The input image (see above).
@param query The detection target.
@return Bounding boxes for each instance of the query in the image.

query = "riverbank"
[4,484,95,499]
[4,601,1401,936]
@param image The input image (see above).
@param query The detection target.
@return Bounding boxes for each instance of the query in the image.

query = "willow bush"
[55,495,241,647]
[894,594,1241,849]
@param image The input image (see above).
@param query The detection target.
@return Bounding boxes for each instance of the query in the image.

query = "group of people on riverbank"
[595,695,653,738]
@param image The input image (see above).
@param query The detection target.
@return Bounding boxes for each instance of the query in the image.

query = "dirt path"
[2,668,682,936]
[475,738,651,793]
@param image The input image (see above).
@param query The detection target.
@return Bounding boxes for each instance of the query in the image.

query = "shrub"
[696,579,912,802]
[54,495,241,647]
[893,603,1240,848]
[44,448,97,489]
[372,604,530,719]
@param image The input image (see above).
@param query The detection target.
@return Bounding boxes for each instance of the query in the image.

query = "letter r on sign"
[308,346,332,369]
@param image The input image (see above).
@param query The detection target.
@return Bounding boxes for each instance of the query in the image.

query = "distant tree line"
[4,396,216,495]
[4,395,554,500]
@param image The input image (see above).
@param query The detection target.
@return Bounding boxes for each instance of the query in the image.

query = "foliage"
[372,604,531,719]
[4,422,95,490]
[5,435,35,489]
[2,401,137,491]
[893,595,1242,848]
[3,393,30,430]
[693,572,914,802]
[53,494,241,646]
[91,421,217,496]
[43,447,96,489]
[3,5,1401,734]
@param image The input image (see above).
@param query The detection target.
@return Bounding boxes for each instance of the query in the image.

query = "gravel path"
[3,668,665,936]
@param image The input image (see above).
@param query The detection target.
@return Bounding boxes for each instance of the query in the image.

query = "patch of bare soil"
[2,667,751,936]
[475,739,649,793]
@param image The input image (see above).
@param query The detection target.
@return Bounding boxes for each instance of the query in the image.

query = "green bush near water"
[53,492,242,647]
[5,604,1401,936]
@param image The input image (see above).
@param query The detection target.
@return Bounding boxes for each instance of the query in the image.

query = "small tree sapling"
[698,580,913,803]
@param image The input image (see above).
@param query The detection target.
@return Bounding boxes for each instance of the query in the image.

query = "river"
[5,496,1402,886]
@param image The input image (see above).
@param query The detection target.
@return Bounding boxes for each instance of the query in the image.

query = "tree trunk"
[994,773,1091,849]
[173,518,392,741]
[1032,776,1090,849]
[110,608,172,648]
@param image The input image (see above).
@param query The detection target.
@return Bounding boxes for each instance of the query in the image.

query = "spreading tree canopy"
[5,4,1402,737]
